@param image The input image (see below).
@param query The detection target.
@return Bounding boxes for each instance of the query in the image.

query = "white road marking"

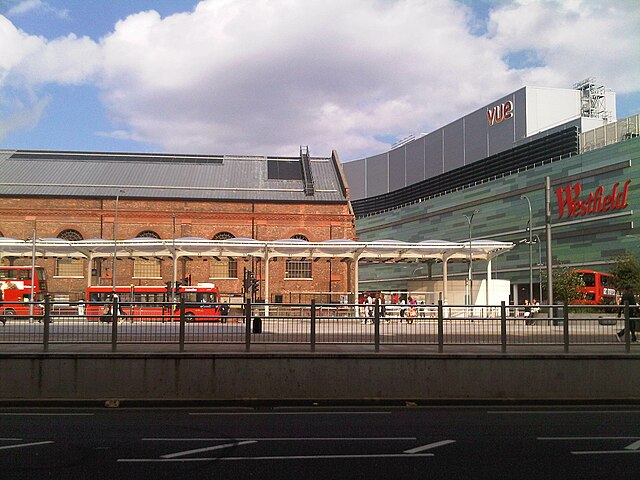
[625,440,640,450]
[572,450,640,455]
[143,437,416,442]
[489,410,640,414]
[189,411,391,416]
[0,413,94,416]
[160,440,257,458]
[538,436,640,440]
[119,453,435,462]
[404,440,455,454]
[0,438,22,441]
[0,441,54,451]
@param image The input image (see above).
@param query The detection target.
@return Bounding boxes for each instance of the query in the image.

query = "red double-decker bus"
[572,269,617,305]
[85,283,221,322]
[0,266,47,322]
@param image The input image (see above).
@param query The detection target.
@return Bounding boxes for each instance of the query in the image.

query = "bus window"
[581,273,595,287]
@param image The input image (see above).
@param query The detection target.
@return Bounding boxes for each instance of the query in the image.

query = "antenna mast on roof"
[573,77,610,122]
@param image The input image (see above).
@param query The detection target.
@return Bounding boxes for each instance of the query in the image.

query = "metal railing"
[0,298,637,353]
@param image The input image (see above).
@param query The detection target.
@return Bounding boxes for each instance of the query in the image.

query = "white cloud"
[0,0,639,159]
[7,0,69,19]
[486,0,640,93]
[0,93,49,141]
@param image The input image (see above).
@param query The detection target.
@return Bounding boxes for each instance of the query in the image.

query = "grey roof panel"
[0,150,347,203]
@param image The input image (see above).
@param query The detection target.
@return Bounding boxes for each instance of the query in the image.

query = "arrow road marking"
[404,440,456,454]
[0,441,54,451]
[625,440,640,450]
[161,440,257,458]
[120,453,436,462]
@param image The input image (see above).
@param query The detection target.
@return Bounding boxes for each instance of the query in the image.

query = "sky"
[0,0,639,161]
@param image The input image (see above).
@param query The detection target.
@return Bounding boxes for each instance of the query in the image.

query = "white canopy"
[0,237,514,305]
[0,237,513,261]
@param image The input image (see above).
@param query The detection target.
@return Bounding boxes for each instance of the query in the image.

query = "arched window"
[55,230,84,277]
[58,229,83,241]
[137,230,160,239]
[213,232,235,240]
[286,234,312,279]
[134,231,161,278]
[210,232,238,278]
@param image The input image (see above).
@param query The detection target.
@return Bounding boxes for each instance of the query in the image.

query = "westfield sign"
[555,180,631,219]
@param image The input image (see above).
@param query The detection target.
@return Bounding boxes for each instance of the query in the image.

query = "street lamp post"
[112,190,125,290]
[533,234,543,303]
[520,195,533,303]
[463,210,479,307]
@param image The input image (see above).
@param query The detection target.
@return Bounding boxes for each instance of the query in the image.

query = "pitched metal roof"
[0,149,348,203]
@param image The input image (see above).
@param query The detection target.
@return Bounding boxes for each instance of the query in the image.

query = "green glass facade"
[355,135,640,301]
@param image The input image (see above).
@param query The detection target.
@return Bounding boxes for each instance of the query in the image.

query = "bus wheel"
[185,312,195,323]
[3,309,15,324]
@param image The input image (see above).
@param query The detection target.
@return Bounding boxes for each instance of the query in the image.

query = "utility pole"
[545,177,553,311]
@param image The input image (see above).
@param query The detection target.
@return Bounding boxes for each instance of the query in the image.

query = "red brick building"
[0,148,355,302]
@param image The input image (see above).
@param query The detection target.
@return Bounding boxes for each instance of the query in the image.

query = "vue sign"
[555,180,631,219]
[487,100,513,126]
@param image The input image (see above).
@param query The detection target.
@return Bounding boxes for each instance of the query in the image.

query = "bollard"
[624,301,631,353]
[245,299,252,351]
[374,298,380,352]
[179,297,186,352]
[43,295,51,352]
[111,296,118,352]
[563,301,569,353]
[310,299,316,352]
[437,300,444,353]
[252,316,262,334]
[500,301,507,353]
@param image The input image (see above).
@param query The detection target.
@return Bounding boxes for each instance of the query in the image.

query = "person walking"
[220,300,230,324]
[616,285,638,342]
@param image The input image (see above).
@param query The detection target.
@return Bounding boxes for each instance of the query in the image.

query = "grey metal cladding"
[443,118,464,171]
[405,136,425,184]
[366,153,388,198]
[0,150,347,203]
[487,93,517,156]
[514,88,527,141]
[342,159,366,200]
[388,147,405,192]
[424,129,444,178]
[464,108,489,164]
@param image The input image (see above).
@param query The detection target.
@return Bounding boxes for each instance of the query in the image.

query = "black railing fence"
[0,297,637,353]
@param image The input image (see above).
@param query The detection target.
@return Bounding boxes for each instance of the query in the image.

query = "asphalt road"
[1,405,639,479]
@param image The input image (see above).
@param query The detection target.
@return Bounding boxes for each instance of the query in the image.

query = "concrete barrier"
[1,353,639,402]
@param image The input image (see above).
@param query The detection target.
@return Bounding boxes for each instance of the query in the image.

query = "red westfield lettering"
[555,180,631,219]
[487,100,513,126]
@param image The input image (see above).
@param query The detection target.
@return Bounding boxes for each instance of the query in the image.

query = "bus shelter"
[0,237,514,307]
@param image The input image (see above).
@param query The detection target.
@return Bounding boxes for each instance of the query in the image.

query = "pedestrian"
[111,291,126,323]
[220,300,230,323]
[363,293,374,324]
[531,299,540,314]
[523,299,534,325]
[399,298,407,322]
[77,298,85,317]
[378,293,389,323]
[616,285,637,342]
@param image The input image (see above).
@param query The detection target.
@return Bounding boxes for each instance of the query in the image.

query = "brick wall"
[1,197,356,302]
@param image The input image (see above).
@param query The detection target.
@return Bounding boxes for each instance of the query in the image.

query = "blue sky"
[1,0,639,160]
